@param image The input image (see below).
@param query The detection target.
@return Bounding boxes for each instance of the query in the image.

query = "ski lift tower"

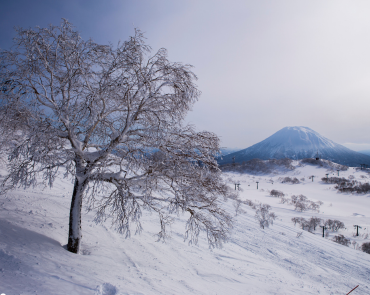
[315,151,320,161]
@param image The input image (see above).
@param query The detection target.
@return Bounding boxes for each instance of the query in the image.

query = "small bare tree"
[0,20,233,253]
[309,217,322,231]
[291,217,301,226]
[255,204,276,229]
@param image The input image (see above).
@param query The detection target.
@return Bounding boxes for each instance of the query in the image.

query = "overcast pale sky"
[1,0,370,151]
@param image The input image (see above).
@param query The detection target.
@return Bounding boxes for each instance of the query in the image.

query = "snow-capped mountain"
[220,148,242,156]
[219,126,370,167]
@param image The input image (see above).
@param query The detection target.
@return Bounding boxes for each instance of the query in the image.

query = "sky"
[1,0,370,151]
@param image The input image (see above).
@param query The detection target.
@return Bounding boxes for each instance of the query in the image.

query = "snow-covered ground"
[1,161,370,294]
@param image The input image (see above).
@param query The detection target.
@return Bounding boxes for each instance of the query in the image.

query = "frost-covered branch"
[0,20,233,253]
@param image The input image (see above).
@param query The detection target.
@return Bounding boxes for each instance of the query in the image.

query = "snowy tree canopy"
[0,20,233,253]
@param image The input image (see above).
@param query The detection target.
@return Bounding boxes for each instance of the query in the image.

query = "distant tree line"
[220,158,295,174]
[322,177,370,194]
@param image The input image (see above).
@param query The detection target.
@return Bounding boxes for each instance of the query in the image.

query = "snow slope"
[358,150,370,157]
[1,162,370,294]
[219,126,370,167]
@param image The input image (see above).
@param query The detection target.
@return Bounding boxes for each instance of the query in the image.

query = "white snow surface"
[1,162,370,294]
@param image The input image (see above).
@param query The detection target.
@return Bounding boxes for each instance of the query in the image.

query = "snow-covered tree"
[255,204,276,229]
[0,20,233,253]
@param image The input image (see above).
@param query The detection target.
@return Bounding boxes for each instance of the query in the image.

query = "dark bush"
[281,177,300,184]
[335,181,370,194]
[362,242,370,254]
[321,177,348,184]
[270,189,285,197]
[302,158,321,165]
[332,235,350,246]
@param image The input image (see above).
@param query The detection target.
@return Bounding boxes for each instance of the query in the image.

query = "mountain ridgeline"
[219,126,370,167]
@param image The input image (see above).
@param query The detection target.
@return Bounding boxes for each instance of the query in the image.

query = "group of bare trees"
[0,20,234,253]
[279,177,299,184]
[291,217,322,232]
[322,176,370,194]
[291,217,345,233]
[220,158,295,174]
[332,235,350,246]
[270,190,322,212]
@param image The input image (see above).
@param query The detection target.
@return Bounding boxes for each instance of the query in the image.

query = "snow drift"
[1,162,370,294]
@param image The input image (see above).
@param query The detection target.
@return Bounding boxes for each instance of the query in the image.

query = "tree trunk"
[67,177,87,254]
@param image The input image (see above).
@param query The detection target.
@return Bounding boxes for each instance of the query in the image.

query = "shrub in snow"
[309,217,322,231]
[255,204,276,229]
[327,177,370,194]
[352,182,370,194]
[302,158,322,165]
[95,283,117,295]
[233,200,247,216]
[291,195,306,211]
[332,235,350,246]
[291,194,305,204]
[290,195,321,212]
[324,219,334,230]
[291,217,301,226]
[294,201,307,212]
[291,217,322,232]
[270,190,285,197]
[321,177,348,184]
[324,219,345,231]
[280,177,300,184]
[362,242,370,254]
[279,197,289,204]
[308,201,320,211]
[299,219,311,231]
[243,199,255,207]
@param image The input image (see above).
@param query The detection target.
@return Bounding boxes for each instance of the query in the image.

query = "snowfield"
[1,161,370,295]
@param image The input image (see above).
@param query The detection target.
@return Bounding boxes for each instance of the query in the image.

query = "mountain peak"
[219,127,370,167]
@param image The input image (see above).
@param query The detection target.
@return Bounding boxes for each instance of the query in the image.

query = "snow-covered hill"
[1,161,370,294]
[220,148,242,156]
[219,126,370,167]
[359,150,370,157]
